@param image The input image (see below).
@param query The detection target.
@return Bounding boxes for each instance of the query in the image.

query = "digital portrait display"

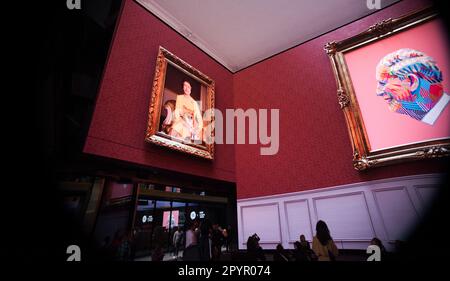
[344,19,450,151]
[325,8,450,169]
[145,47,215,160]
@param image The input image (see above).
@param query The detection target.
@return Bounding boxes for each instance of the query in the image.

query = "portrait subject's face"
[376,49,445,122]
[376,67,417,113]
[183,81,192,96]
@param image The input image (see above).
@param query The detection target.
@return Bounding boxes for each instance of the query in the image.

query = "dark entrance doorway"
[132,184,230,260]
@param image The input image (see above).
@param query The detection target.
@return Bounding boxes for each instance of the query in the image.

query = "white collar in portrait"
[421,92,450,125]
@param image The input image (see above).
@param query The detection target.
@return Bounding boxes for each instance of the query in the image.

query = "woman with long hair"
[312,220,339,261]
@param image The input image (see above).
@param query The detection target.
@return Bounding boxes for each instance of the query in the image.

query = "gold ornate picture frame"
[145,47,215,160]
[325,7,449,170]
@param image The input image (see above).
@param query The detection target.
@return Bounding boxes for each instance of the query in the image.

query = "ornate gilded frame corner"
[145,46,215,160]
[324,7,449,170]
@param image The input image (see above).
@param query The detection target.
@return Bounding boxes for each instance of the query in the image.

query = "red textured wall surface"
[84,0,235,182]
[233,0,448,199]
[85,0,447,199]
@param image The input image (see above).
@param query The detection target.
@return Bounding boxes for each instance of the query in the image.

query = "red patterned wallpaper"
[84,0,447,199]
[84,0,235,182]
[233,0,447,198]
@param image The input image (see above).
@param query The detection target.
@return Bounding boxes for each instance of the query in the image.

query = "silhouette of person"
[312,220,339,261]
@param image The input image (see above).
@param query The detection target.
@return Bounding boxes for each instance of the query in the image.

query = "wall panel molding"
[237,173,444,250]
[414,184,439,210]
[239,202,282,247]
[371,186,419,242]
[312,192,376,241]
[283,199,313,244]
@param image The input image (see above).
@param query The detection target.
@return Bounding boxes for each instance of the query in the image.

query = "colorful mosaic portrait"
[376,48,448,125]
[325,8,450,169]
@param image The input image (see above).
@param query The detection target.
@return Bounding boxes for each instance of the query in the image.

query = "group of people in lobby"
[97,217,397,261]
[99,219,392,261]
[269,220,339,262]
[248,220,389,262]
[244,220,338,262]
[180,219,231,261]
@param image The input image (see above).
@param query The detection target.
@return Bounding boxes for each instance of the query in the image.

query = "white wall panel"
[313,192,375,241]
[372,187,419,241]
[237,174,444,251]
[240,203,281,246]
[284,200,313,243]
[414,185,439,209]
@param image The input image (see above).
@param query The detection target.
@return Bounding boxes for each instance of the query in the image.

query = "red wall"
[86,0,447,199]
[107,181,134,200]
[233,0,447,199]
[84,0,235,182]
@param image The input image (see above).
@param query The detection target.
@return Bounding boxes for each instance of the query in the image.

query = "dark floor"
[134,248,368,261]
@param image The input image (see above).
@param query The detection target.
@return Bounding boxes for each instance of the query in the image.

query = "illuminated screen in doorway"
[162,210,179,230]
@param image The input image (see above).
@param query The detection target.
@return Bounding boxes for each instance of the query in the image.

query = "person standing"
[211,223,223,260]
[312,220,339,261]
[172,227,182,258]
[170,80,203,142]
[183,221,200,261]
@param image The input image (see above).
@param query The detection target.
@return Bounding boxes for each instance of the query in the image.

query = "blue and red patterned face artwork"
[376,48,449,125]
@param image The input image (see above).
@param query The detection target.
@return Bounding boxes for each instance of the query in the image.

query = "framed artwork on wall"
[145,47,215,160]
[325,7,449,170]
